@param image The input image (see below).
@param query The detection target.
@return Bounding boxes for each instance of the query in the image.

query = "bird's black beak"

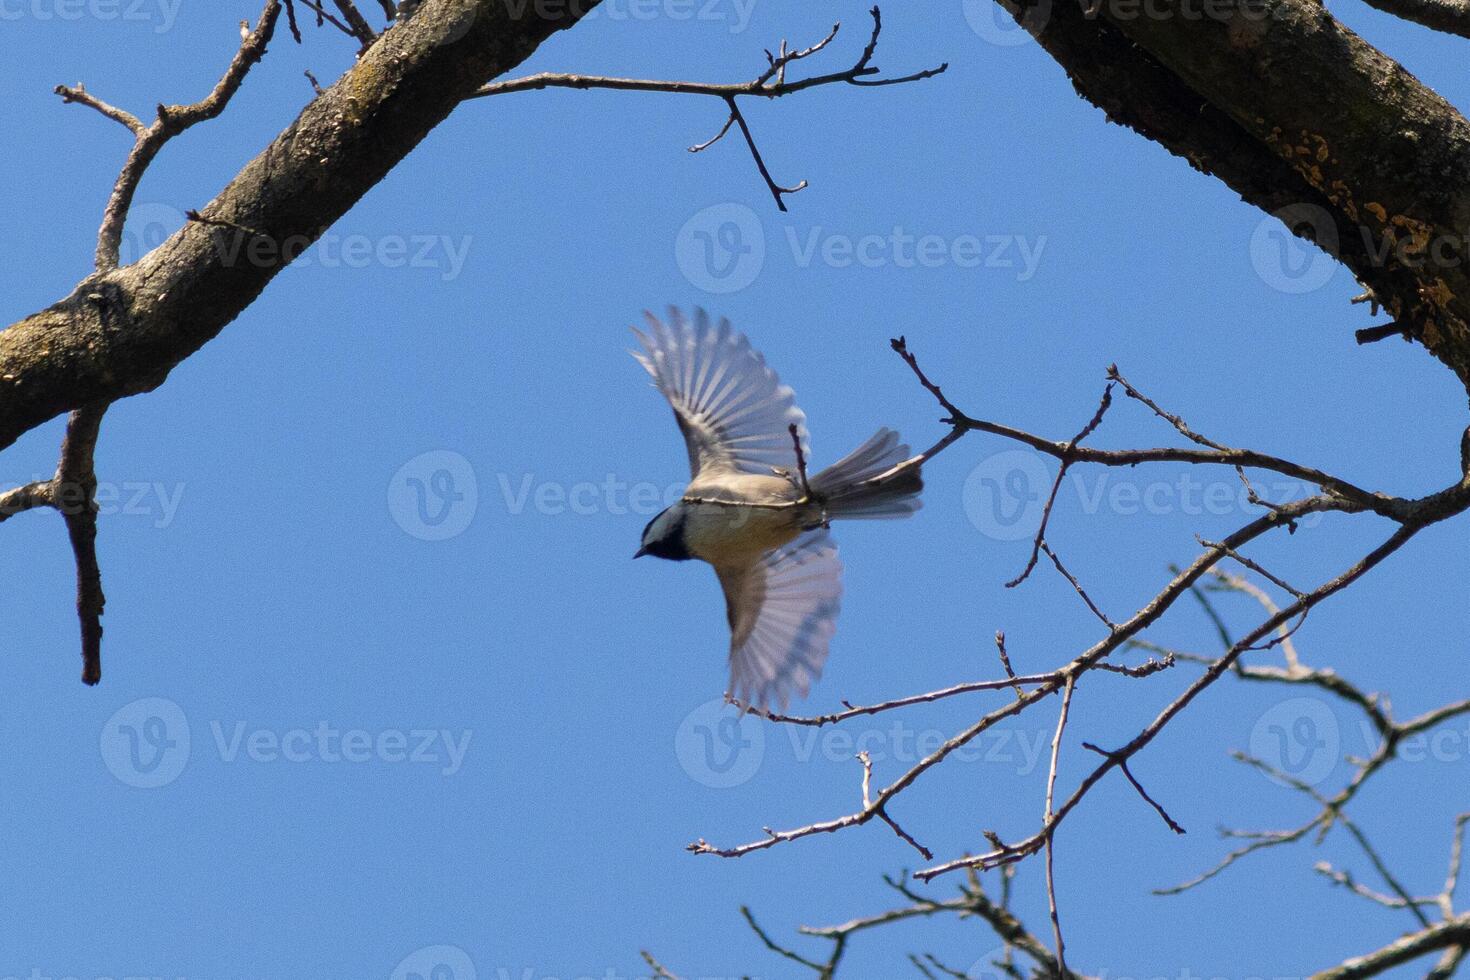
[633,546,649,559]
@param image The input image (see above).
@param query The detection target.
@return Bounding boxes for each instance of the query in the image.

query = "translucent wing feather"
[714,530,842,712]
[631,308,810,479]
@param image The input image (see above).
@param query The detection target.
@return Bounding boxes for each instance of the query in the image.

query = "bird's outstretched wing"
[631,308,810,479]
[713,530,842,712]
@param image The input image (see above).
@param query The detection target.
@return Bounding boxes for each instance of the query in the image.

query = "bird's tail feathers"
[810,427,923,520]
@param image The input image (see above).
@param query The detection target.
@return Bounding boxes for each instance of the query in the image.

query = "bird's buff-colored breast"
[677,473,818,564]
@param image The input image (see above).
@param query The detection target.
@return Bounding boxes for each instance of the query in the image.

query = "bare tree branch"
[1355,0,1470,39]
[919,520,1435,883]
[0,3,951,460]
[1007,384,1113,589]
[330,0,378,50]
[57,404,108,685]
[57,0,284,273]
[1006,0,1470,387]
[1150,577,1470,899]
[471,8,946,211]
[1309,916,1470,980]
[0,404,110,682]
[1043,674,1077,976]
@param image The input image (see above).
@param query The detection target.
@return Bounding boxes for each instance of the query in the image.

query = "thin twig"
[1313,861,1437,912]
[1007,383,1113,588]
[330,0,377,50]
[728,669,1074,726]
[52,83,144,135]
[892,339,1397,517]
[995,630,1025,698]
[638,951,683,980]
[740,906,828,974]
[293,0,354,38]
[1081,742,1185,834]
[1043,674,1077,977]
[1042,541,1115,630]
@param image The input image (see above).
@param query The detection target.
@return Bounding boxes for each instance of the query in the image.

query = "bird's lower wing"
[713,530,843,712]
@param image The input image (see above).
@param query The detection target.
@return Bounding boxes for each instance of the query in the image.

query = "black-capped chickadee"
[632,309,924,711]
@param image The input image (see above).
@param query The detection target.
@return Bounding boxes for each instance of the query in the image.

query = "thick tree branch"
[1310,916,1470,979]
[1008,0,1470,389]
[0,0,601,455]
[1357,0,1470,40]
[0,3,945,453]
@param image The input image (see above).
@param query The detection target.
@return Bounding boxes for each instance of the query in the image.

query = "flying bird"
[632,309,925,712]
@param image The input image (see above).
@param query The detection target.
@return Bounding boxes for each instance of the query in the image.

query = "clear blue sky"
[3,2,1468,977]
